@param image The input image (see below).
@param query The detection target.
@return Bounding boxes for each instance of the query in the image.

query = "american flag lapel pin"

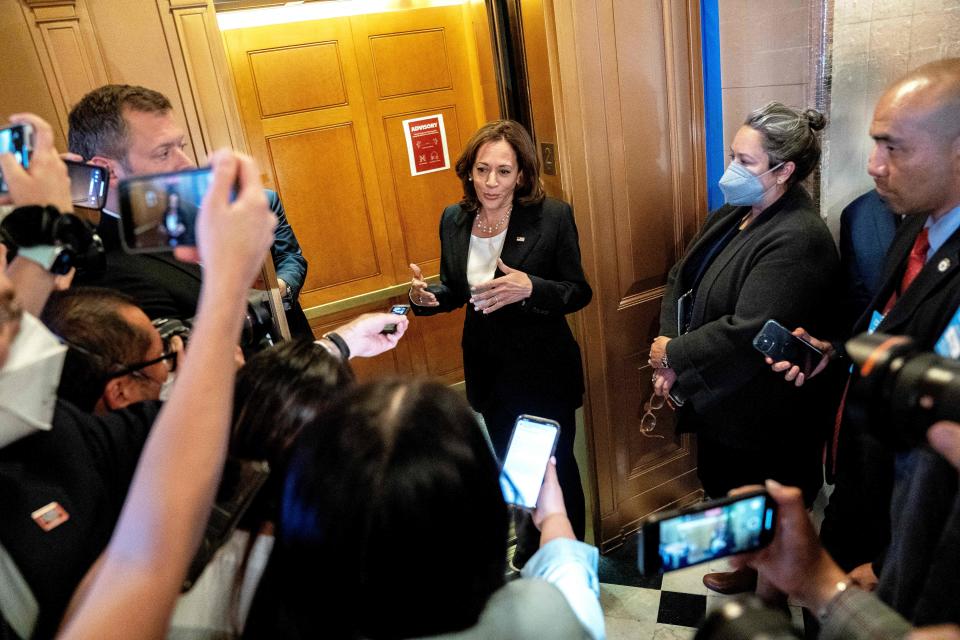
[32,501,70,532]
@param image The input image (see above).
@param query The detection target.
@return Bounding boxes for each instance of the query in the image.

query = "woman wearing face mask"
[408,120,592,564]
[647,102,841,594]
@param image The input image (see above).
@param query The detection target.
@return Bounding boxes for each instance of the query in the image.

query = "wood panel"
[222,4,492,384]
[545,0,707,551]
[266,124,382,291]
[350,5,484,281]
[223,16,398,309]
[15,0,108,145]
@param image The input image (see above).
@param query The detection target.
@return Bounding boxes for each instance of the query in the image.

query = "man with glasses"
[41,287,177,413]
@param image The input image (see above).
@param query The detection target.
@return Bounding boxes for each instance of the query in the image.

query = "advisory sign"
[402,114,450,176]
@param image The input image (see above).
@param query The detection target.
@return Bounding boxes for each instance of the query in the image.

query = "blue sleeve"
[265,190,307,297]
[521,538,605,640]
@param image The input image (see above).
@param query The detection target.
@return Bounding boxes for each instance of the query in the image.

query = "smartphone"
[118,167,229,252]
[752,319,823,376]
[381,304,410,334]
[499,415,561,509]
[66,160,109,209]
[638,489,776,575]
[0,123,34,194]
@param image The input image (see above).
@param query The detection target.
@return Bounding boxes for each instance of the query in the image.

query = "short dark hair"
[744,102,826,187]
[41,287,152,411]
[68,84,172,162]
[245,379,508,639]
[455,120,545,212]
[231,338,355,527]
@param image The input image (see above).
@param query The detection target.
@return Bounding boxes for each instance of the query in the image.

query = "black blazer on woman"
[413,197,592,412]
[659,185,841,450]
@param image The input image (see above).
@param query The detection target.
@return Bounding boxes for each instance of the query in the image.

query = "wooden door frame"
[539,0,708,551]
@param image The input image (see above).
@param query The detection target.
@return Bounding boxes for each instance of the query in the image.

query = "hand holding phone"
[499,415,561,510]
[0,115,73,214]
[753,320,824,378]
[638,489,777,575]
[381,304,410,334]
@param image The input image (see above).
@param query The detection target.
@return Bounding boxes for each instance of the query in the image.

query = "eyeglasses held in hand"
[639,391,666,439]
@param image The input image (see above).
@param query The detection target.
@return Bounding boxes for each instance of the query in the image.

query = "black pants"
[697,432,822,507]
[480,395,586,542]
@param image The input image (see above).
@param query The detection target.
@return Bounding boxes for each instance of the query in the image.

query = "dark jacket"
[823,210,960,572]
[840,190,899,330]
[660,185,841,450]
[0,400,160,638]
[413,197,592,411]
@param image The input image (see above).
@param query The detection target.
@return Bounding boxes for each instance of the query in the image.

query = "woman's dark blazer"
[413,197,592,412]
[659,185,841,450]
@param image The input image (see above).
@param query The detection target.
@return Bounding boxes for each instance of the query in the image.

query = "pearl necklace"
[475,205,512,235]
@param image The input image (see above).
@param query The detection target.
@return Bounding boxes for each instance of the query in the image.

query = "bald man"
[771,58,960,622]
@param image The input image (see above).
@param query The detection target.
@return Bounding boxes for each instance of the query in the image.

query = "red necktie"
[882,227,930,315]
[830,227,930,476]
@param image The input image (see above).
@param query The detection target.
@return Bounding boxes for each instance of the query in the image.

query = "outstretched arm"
[59,150,277,640]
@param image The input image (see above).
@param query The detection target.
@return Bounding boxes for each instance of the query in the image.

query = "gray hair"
[744,102,825,186]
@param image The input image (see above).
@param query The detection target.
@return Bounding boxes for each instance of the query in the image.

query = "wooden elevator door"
[222,5,490,382]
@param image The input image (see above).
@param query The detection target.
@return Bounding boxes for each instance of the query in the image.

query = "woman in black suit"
[648,102,840,593]
[409,120,592,550]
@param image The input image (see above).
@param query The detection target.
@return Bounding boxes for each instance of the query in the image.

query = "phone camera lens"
[759,336,773,350]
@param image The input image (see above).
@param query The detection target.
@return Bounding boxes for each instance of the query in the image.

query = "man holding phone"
[768,59,960,599]
[66,84,311,336]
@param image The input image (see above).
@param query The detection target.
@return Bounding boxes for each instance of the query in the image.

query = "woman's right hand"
[408,263,438,307]
[765,326,832,387]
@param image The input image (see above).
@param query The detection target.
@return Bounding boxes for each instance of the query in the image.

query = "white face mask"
[0,313,67,448]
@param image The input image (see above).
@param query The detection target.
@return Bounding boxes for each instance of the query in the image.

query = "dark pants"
[480,396,586,543]
[697,432,822,507]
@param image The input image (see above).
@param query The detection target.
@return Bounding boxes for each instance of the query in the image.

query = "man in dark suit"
[839,189,899,330]
[773,58,960,621]
[66,84,312,336]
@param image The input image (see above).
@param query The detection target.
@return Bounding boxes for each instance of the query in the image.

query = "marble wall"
[824,0,960,233]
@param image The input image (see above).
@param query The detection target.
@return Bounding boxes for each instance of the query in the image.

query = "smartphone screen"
[0,124,33,194]
[639,490,776,575]
[66,160,109,209]
[119,167,226,253]
[499,415,560,509]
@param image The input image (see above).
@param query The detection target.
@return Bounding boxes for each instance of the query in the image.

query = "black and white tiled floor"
[598,532,805,639]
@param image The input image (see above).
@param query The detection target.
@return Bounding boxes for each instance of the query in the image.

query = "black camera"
[0,205,105,275]
[155,291,278,355]
[847,332,960,450]
[695,595,799,640]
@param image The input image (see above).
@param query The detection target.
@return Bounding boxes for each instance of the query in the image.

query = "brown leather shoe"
[702,567,758,594]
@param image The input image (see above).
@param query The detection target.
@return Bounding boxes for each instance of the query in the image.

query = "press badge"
[935,305,960,359]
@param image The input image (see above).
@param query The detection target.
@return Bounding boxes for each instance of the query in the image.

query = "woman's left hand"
[648,336,671,368]
[469,258,533,314]
[653,367,676,397]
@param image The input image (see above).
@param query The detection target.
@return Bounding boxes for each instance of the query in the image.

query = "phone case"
[752,319,823,375]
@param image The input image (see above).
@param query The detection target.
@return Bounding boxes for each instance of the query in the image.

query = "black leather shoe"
[702,567,758,594]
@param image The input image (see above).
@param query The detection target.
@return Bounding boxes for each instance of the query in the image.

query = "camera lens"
[758,336,773,351]
[847,332,960,449]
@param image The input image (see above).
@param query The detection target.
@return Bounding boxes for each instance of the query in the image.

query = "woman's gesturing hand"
[408,263,438,307]
[469,258,532,314]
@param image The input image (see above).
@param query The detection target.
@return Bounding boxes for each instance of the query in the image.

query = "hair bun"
[804,109,826,131]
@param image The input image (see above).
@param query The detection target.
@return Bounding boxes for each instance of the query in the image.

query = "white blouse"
[467,229,508,287]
